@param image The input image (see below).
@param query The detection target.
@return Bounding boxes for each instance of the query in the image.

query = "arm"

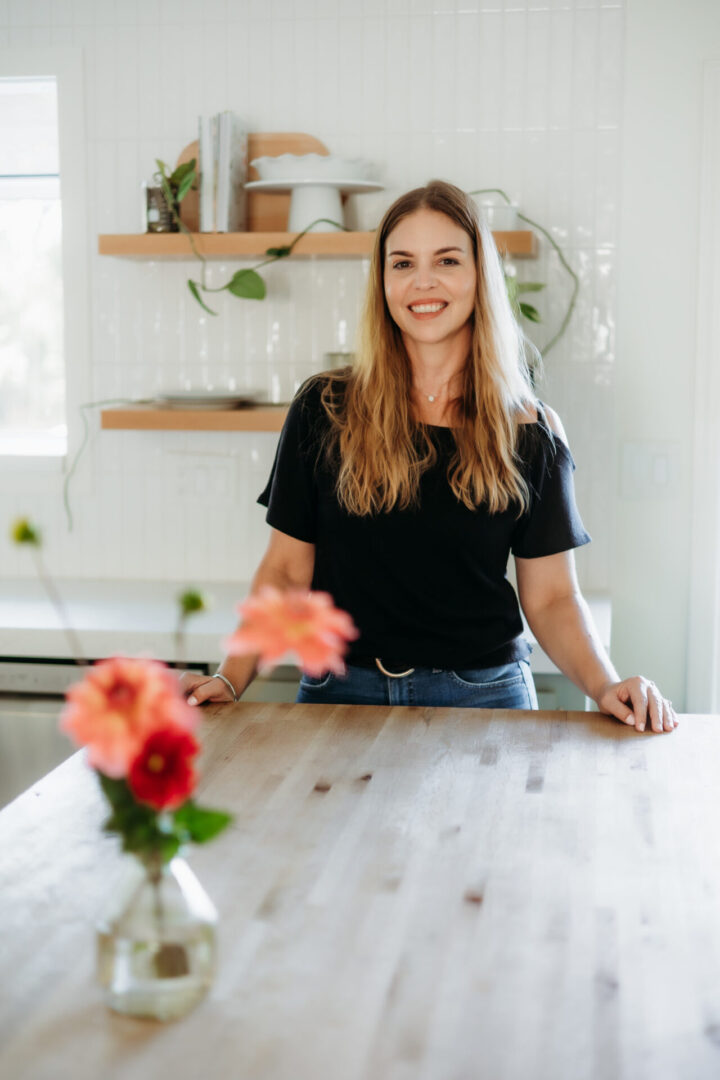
[181,527,315,705]
[515,549,676,732]
[514,404,677,733]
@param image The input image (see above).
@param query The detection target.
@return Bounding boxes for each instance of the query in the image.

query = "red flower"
[224,586,359,677]
[60,656,197,778]
[128,728,200,811]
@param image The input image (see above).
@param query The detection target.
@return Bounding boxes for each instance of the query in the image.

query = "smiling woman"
[182,180,677,734]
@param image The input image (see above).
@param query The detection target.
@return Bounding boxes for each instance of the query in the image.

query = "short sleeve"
[511,433,591,558]
[256,382,322,543]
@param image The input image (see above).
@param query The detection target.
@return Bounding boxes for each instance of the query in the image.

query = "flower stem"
[31,548,87,665]
[175,615,186,670]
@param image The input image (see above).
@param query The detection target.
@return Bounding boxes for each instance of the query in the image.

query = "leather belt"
[348,657,416,678]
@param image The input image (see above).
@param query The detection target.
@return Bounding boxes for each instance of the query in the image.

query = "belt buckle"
[375,657,415,678]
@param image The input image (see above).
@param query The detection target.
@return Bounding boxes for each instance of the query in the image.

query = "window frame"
[0,46,90,471]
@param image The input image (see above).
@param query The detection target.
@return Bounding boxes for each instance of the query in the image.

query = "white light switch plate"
[620,441,681,500]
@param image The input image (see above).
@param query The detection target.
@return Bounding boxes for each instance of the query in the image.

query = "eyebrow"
[387,246,466,258]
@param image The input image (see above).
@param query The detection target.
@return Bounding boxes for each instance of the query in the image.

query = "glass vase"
[96,852,217,1021]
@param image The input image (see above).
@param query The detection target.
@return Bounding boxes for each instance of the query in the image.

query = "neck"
[402,332,470,404]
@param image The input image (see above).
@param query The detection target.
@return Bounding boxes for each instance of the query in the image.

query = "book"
[198,114,217,232]
[215,111,248,232]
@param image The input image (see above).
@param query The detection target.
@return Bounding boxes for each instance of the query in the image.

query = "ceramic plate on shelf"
[249,153,376,181]
[154,391,264,410]
[244,179,383,195]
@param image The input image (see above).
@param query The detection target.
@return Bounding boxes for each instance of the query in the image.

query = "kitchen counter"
[0,577,611,679]
[0,702,715,1080]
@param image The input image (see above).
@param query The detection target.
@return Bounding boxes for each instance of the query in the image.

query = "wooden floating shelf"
[100,405,289,432]
[98,230,538,259]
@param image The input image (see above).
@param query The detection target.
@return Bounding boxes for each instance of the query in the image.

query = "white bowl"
[250,153,374,182]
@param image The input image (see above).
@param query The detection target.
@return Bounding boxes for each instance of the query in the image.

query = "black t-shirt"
[257,376,591,669]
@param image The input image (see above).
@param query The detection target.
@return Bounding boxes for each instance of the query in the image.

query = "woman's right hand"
[179,672,235,707]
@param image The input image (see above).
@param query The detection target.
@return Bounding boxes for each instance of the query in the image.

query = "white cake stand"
[244,178,384,232]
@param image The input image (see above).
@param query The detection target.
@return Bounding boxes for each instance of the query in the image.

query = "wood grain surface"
[1,703,718,1080]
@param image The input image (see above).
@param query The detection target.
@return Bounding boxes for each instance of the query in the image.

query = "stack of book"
[198,111,248,232]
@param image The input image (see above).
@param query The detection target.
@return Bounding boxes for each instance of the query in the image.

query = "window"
[0,76,66,456]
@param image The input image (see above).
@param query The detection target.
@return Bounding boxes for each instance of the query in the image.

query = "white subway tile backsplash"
[8,24,50,45]
[571,129,597,245]
[4,1,622,594]
[572,7,599,129]
[597,6,624,128]
[548,8,572,128]
[477,11,503,128]
[137,0,160,23]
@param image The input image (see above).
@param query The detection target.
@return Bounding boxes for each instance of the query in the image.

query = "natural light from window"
[0,76,65,456]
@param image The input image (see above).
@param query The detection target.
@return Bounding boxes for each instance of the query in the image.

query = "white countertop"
[0,578,611,678]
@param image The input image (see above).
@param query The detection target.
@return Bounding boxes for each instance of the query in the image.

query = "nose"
[412,261,438,290]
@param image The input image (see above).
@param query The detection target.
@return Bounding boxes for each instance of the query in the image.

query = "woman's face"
[383,208,477,348]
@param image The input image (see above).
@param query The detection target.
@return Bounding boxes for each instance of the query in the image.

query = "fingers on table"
[636,682,678,733]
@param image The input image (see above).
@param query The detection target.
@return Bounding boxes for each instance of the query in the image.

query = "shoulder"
[540,403,570,446]
[293,368,351,409]
[518,401,569,438]
[517,399,570,446]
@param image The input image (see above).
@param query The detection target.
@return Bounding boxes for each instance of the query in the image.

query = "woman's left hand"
[595,677,679,733]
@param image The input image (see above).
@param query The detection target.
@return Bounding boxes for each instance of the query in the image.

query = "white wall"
[10,1,709,697]
[613,0,720,708]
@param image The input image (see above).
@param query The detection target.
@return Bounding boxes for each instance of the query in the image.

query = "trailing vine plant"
[154,158,349,316]
[154,162,578,365]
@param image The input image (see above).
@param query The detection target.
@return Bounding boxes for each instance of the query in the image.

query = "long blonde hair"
[319,180,540,516]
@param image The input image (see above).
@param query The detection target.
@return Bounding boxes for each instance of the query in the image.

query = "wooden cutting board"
[175,132,330,232]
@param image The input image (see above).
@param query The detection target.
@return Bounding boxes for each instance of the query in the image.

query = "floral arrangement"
[11,511,358,1019]
[61,655,230,861]
[10,519,358,864]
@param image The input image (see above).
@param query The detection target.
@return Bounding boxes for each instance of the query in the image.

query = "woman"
[183,180,677,734]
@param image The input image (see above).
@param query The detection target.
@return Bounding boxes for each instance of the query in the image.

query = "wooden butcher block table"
[0,702,718,1080]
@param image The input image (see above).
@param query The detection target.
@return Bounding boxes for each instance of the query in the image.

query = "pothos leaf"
[515,281,545,295]
[171,159,196,185]
[175,172,195,203]
[225,269,266,300]
[187,279,218,315]
[265,245,292,258]
[519,301,542,323]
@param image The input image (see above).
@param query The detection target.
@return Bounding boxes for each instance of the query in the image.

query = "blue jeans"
[295,659,538,709]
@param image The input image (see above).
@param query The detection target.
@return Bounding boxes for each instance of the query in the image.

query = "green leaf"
[10,517,41,546]
[157,833,182,862]
[178,588,207,617]
[519,302,542,323]
[175,172,195,203]
[98,772,134,811]
[173,801,233,844]
[265,245,292,258]
[515,281,545,295]
[171,159,196,185]
[225,269,266,300]
[187,279,218,315]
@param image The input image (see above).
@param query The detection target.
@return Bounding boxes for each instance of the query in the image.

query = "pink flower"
[128,727,199,811]
[224,586,358,677]
[60,656,197,778]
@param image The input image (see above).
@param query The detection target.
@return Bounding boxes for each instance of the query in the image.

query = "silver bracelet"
[213,671,239,702]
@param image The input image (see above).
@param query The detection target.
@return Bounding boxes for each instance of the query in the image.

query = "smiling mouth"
[408,302,448,315]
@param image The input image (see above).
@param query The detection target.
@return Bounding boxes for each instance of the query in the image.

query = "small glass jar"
[96,852,217,1021]
[142,181,180,234]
